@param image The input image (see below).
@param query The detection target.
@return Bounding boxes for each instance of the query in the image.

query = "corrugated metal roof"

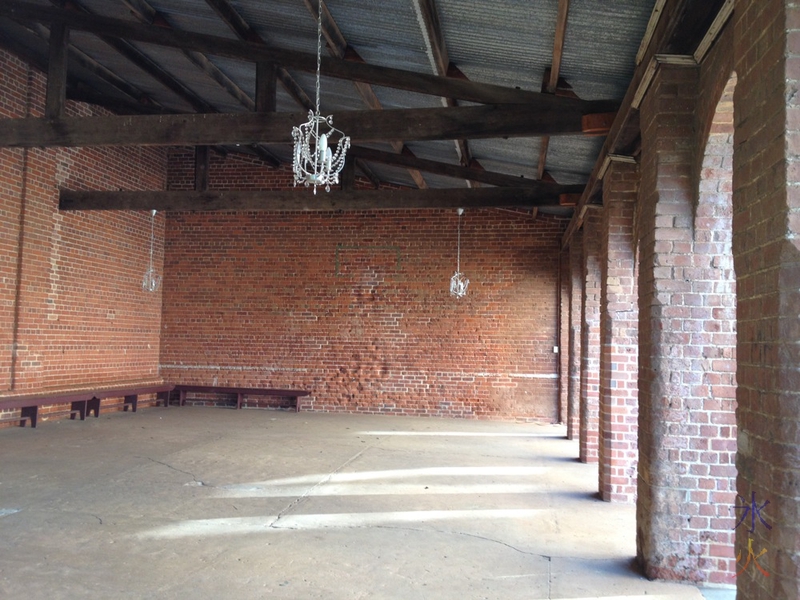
[0,0,659,198]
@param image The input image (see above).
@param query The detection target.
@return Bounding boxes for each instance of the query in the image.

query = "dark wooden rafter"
[59,187,565,212]
[255,61,277,113]
[413,0,476,179]
[45,20,68,118]
[349,146,585,192]
[203,0,314,112]
[537,0,570,181]
[49,0,217,113]
[0,1,618,111]
[0,103,599,148]
[24,21,164,110]
[195,145,209,192]
[301,0,426,190]
[119,0,280,167]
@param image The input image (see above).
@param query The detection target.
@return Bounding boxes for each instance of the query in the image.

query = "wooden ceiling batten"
[348,146,585,192]
[537,0,570,181]
[412,0,477,182]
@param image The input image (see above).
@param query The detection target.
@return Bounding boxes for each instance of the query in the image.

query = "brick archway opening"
[692,71,738,584]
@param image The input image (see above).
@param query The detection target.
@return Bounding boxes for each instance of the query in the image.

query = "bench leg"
[179,390,186,407]
[293,396,300,412]
[237,393,243,410]
[157,390,170,407]
[20,406,38,428]
[70,400,87,421]
[87,396,101,418]
[123,394,138,412]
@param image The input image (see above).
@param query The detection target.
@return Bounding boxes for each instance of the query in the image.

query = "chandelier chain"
[291,0,350,193]
[314,0,322,116]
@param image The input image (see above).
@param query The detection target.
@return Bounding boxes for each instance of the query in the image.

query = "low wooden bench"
[0,384,174,428]
[173,385,310,412]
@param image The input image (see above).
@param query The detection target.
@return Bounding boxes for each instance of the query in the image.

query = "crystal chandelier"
[142,209,162,292]
[292,0,350,193]
[450,208,469,298]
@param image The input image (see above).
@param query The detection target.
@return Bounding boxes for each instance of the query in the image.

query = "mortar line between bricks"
[269,446,371,527]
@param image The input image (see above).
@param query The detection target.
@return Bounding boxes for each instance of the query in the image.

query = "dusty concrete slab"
[0,408,733,599]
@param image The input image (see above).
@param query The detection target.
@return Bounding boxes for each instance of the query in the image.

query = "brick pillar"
[567,230,583,440]
[558,251,569,424]
[734,1,800,597]
[598,163,639,503]
[580,212,601,463]
[636,63,709,581]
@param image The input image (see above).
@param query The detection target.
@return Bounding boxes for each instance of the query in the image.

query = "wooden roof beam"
[59,187,565,212]
[0,103,598,148]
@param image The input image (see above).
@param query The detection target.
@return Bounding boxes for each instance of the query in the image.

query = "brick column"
[558,251,570,424]
[580,212,601,463]
[636,63,709,581]
[598,163,639,503]
[566,230,583,440]
[734,1,800,597]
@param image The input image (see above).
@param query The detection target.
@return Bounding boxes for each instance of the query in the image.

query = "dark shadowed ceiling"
[0,0,731,228]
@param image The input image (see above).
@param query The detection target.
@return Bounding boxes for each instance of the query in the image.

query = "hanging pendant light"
[450,208,469,298]
[292,0,350,194]
[142,209,162,292]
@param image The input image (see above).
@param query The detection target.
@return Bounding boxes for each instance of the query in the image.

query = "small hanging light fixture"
[142,209,162,293]
[292,0,350,193]
[450,208,469,298]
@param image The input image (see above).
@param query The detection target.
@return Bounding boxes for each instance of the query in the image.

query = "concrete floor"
[0,407,736,599]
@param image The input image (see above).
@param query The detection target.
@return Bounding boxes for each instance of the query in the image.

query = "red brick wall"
[160,152,565,420]
[734,0,800,597]
[0,50,167,420]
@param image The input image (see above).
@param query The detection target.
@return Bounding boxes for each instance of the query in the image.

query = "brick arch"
[635,62,738,584]
[691,71,738,584]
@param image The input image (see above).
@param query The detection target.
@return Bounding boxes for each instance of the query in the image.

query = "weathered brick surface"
[598,163,639,503]
[0,50,166,423]
[636,28,738,580]
[160,150,567,420]
[734,0,800,597]
[580,211,601,462]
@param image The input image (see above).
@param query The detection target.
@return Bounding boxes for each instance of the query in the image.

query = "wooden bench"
[0,384,174,428]
[173,385,310,412]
